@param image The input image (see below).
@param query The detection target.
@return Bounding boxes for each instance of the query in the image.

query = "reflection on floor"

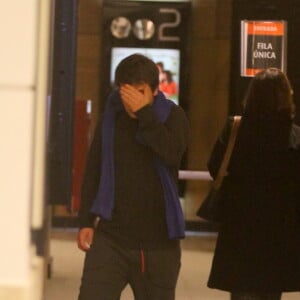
[44,229,300,300]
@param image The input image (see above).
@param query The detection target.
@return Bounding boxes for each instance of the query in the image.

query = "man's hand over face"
[120,83,154,117]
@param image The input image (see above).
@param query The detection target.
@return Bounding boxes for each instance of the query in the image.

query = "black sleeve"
[207,117,233,179]
[291,125,300,213]
[78,120,102,228]
[135,104,189,168]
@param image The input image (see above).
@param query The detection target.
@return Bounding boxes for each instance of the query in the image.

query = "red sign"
[241,20,287,77]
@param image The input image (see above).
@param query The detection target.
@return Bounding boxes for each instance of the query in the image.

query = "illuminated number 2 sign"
[110,8,181,42]
[158,8,181,41]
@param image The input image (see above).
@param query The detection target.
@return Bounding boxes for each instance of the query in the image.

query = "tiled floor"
[44,229,300,300]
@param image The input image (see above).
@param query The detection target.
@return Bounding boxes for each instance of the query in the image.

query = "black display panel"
[102,0,191,112]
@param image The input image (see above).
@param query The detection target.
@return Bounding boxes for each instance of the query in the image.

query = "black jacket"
[79,103,189,249]
[207,116,300,292]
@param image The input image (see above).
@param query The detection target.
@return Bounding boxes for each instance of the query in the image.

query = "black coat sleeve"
[78,120,102,228]
[207,117,233,179]
[135,104,189,168]
[290,124,300,213]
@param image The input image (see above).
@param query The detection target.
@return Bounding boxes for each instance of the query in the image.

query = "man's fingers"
[120,83,153,113]
[144,84,152,97]
[120,85,140,102]
[77,228,94,252]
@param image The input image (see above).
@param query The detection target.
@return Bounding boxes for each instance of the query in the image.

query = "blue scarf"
[91,89,185,239]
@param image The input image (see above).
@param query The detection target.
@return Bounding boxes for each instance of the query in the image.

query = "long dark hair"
[243,68,295,120]
[229,69,296,176]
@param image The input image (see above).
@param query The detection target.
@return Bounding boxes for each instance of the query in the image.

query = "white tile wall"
[0,89,34,282]
[0,1,49,299]
[0,0,37,86]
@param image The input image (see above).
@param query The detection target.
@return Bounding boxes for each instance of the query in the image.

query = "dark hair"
[156,62,164,69]
[114,54,159,92]
[164,70,174,82]
[243,68,295,119]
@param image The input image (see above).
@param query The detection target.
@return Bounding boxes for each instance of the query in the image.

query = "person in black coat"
[206,68,300,300]
[76,54,189,300]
